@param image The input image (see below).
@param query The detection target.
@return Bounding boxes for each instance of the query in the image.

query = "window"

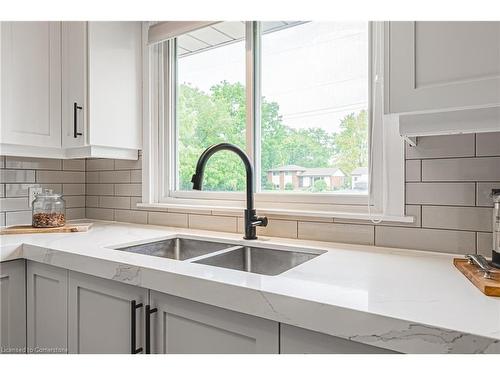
[171,22,368,195]
[143,21,406,220]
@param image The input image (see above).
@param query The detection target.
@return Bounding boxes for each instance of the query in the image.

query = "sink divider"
[185,245,244,263]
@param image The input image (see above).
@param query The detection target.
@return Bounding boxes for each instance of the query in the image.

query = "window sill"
[136,202,415,224]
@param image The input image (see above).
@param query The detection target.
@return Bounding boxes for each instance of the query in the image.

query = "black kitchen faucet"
[191,143,268,240]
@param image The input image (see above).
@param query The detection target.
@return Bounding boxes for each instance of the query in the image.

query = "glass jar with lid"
[32,189,66,228]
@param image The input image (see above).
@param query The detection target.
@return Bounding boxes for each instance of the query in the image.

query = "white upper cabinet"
[1,22,62,151]
[386,21,500,114]
[62,22,142,159]
[1,21,142,160]
[62,21,87,149]
[87,22,142,152]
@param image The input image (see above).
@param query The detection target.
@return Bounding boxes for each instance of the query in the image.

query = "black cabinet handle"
[145,304,158,354]
[73,102,83,138]
[131,300,143,354]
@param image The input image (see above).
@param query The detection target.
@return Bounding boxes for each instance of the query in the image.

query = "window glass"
[260,22,369,194]
[176,22,246,191]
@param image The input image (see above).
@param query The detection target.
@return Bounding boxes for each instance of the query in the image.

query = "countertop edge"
[2,241,497,354]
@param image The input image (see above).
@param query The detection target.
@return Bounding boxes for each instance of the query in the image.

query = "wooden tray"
[454,258,500,297]
[0,223,93,235]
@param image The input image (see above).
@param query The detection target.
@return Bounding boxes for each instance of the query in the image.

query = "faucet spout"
[191,143,267,240]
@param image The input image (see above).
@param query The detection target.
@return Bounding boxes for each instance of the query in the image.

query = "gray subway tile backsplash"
[375,226,476,254]
[2,132,499,257]
[62,183,86,196]
[86,183,114,196]
[148,211,189,228]
[86,159,115,171]
[188,214,237,233]
[36,170,85,184]
[422,157,500,181]
[406,182,476,206]
[0,169,35,183]
[5,156,62,170]
[98,170,130,183]
[422,205,492,232]
[476,132,500,157]
[5,210,32,226]
[298,221,374,246]
[115,209,148,224]
[114,183,141,197]
[114,159,142,170]
[62,159,86,171]
[1,157,85,225]
[99,196,131,210]
[477,232,493,258]
[0,197,30,212]
[238,217,298,239]
[405,160,421,182]
[5,183,36,198]
[476,182,500,207]
[85,207,114,221]
[405,134,475,159]
[85,195,99,208]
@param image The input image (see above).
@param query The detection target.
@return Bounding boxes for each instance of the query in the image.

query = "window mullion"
[164,39,177,197]
[245,21,261,192]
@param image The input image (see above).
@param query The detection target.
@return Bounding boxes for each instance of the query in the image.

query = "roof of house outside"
[298,167,343,177]
[268,164,307,172]
[267,165,347,177]
[351,166,368,176]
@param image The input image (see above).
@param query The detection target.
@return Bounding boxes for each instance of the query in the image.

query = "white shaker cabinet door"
[149,291,279,354]
[68,270,148,354]
[0,22,62,147]
[0,260,26,354]
[62,21,87,148]
[387,21,500,113]
[26,261,68,354]
[87,21,142,151]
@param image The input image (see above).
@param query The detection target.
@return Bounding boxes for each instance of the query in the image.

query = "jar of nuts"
[32,189,66,228]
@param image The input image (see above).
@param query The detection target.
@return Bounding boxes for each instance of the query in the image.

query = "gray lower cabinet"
[149,291,279,353]
[3,260,399,354]
[27,261,68,354]
[68,270,148,353]
[0,260,26,353]
[280,324,397,354]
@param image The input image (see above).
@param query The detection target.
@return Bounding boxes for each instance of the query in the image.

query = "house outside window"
[266,165,346,192]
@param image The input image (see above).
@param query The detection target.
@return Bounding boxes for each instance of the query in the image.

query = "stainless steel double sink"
[112,236,325,276]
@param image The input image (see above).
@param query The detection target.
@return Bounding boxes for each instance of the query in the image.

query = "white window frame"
[141,21,410,222]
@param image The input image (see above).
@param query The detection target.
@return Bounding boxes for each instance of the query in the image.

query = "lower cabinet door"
[27,261,68,354]
[280,324,398,354]
[0,260,26,353]
[68,271,148,354]
[149,291,279,354]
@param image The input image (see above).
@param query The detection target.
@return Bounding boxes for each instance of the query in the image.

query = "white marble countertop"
[1,220,499,354]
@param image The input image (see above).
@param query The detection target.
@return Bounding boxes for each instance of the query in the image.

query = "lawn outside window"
[141,21,409,222]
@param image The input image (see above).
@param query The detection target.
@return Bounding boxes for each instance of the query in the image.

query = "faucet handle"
[252,216,268,227]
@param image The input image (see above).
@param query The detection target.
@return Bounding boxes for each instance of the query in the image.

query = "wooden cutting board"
[0,223,93,235]
[454,258,500,297]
